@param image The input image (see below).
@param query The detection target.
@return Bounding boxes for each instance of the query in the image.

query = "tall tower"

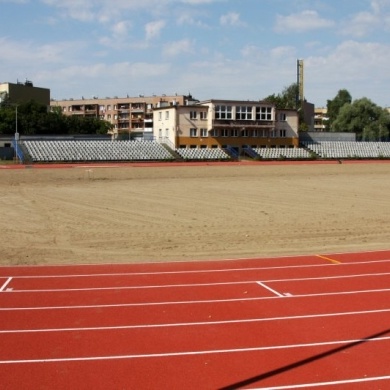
[296,59,304,110]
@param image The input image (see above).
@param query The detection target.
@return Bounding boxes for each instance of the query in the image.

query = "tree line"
[0,100,113,136]
[1,88,389,140]
[264,84,390,141]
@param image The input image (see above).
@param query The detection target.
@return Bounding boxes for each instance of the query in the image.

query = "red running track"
[0,250,389,389]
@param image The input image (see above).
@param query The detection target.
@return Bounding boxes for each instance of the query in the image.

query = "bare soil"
[1,162,389,265]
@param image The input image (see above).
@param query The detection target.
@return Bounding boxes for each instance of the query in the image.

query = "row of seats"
[24,140,174,162]
[254,147,312,159]
[304,141,390,158]
[21,140,390,162]
[175,148,229,160]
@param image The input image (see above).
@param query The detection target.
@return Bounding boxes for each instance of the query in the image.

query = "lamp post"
[15,105,19,163]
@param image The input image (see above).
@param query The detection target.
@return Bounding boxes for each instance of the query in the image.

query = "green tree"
[264,83,309,131]
[264,83,299,109]
[326,89,352,130]
[0,106,16,134]
[332,98,390,140]
[0,100,113,135]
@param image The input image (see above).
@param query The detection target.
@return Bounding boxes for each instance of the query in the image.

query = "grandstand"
[23,140,174,162]
[303,141,390,159]
[254,147,312,160]
[175,147,230,161]
[13,139,390,163]
[22,140,231,163]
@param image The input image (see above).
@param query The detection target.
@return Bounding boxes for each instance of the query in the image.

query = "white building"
[153,99,299,152]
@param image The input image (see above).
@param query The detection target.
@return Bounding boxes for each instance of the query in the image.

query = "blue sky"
[1,0,390,107]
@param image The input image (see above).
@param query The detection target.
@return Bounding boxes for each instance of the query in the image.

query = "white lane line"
[254,376,390,389]
[0,277,12,292]
[0,336,389,364]
[2,259,390,279]
[4,280,252,293]
[0,308,389,334]
[5,272,390,294]
[257,281,284,297]
[1,288,390,311]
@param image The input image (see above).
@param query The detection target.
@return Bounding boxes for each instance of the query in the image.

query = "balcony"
[213,119,275,128]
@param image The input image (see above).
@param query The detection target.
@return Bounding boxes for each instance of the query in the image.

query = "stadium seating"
[21,140,390,163]
[304,141,390,159]
[23,140,174,162]
[175,148,230,160]
[254,147,312,159]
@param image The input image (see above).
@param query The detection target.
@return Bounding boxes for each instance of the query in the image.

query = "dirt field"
[1,162,389,265]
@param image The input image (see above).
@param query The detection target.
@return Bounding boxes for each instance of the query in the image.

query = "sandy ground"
[0,162,389,266]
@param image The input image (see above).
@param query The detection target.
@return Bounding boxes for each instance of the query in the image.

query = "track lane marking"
[6,271,390,293]
[257,282,284,297]
[0,277,12,292]
[0,308,389,334]
[316,254,341,264]
[1,288,390,311]
[1,259,389,279]
[0,336,389,364]
[253,376,390,389]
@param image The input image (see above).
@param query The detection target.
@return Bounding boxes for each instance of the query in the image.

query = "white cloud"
[44,61,172,99]
[41,0,95,22]
[181,0,224,4]
[305,40,390,105]
[0,37,86,64]
[176,10,210,28]
[163,39,194,57]
[220,12,245,27]
[98,20,133,50]
[270,46,296,59]
[275,10,334,33]
[145,20,166,40]
[111,20,132,37]
[0,0,29,3]
[340,0,390,37]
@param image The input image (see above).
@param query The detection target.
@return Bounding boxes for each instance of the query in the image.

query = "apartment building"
[50,94,189,139]
[314,107,329,132]
[0,80,50,106]
[153,99,299,151]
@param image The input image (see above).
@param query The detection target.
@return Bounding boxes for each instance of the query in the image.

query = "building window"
[158,112,162,120]
[253,129,258,137]
[242,129,249,137]
[256,106,272,120]
[257,129,265,137]
[236,106,252,120]
[165,111,169,120]
[221,129,229,137]
[280,129,287,137]
[279,113,287,121]
[190,128,198,137]
[232,129,238,137]
[210,129,219,137]
[200,128,208,137]
[215,105,232,120]
[190,111,197,120]
[200,111,207,120]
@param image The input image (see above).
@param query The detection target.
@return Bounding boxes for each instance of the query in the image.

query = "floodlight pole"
[15,105,19,163]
